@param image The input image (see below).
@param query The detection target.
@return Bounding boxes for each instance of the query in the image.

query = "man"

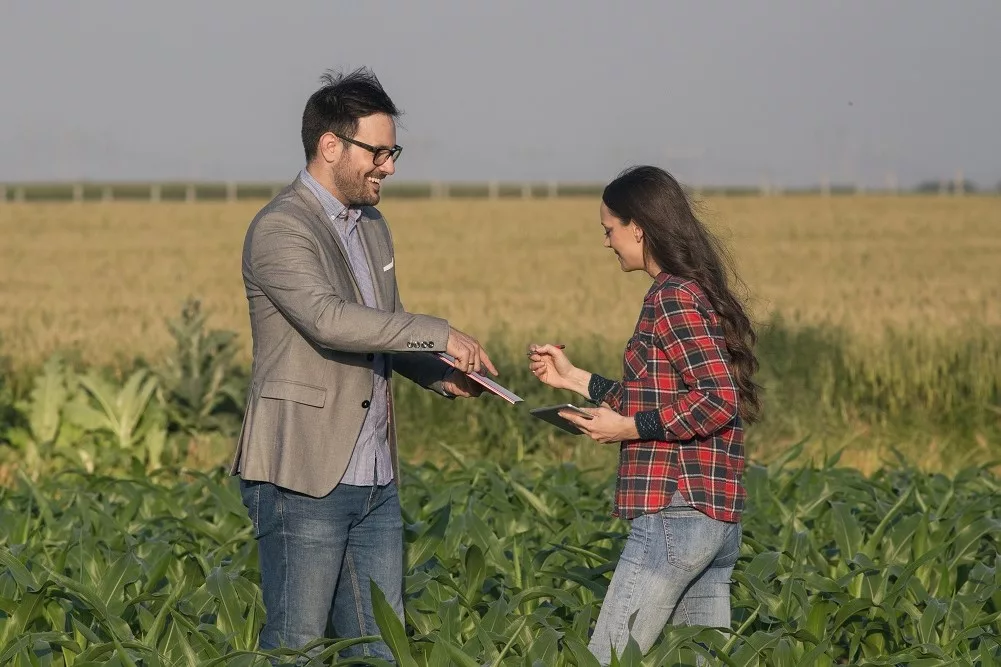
[231,67,496,662]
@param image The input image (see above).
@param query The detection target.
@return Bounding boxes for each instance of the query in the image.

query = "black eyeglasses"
[333,133,402,166]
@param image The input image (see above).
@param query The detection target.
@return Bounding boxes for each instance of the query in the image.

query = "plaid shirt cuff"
[634,410,666,440]
[588,373,617,403]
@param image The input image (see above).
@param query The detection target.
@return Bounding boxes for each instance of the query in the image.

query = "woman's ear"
[632,223,644,244]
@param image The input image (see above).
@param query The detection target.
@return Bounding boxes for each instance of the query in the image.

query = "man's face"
[326,113,398,207]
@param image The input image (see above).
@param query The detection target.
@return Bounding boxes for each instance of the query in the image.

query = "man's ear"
[318,132,341,163]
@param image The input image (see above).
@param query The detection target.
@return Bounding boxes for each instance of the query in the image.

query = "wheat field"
[1,195,999,367]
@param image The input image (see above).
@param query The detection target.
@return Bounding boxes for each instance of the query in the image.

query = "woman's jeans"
[588,495,742,665]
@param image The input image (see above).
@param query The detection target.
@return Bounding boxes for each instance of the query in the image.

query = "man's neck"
[305,163,348,208]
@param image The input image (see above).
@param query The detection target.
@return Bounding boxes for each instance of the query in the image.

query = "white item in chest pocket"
[383,259,394,272]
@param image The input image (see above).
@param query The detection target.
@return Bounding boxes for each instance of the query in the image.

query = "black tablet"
[529,403,594,435]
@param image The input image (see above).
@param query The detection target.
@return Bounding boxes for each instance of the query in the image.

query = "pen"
[526,344,565,356]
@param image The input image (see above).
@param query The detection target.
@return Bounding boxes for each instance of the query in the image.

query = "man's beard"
[332,165,380,207]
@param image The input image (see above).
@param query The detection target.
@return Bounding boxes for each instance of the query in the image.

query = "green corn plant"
[0,355,100,476]
[4,355,69,474]
[155,298,245,436]
[62,367,167,470]
[0,448,999,665]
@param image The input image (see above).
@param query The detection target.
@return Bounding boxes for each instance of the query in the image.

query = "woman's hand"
[558,406,639,444]
[527,344,574,390]
[527,344,590,394]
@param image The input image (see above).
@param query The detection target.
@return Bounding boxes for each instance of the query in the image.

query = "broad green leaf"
[406,503,450,571]
[463,543,485,604]
[205,567,243,645]
[440,640,482,667]
[830,502,862,562]
[0,548,40,593]
[99,551,141,617]
[26,355,69,445]
[370,580,418,667]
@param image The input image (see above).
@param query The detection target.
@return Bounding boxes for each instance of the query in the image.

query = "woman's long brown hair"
[603,165,763,424]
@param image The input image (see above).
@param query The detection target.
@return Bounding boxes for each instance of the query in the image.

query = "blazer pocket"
[259,379,326,408]
[383,258,394,272]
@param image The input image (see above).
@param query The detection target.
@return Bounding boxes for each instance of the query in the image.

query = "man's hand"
[446,327,498,376]
[442,370,485,398]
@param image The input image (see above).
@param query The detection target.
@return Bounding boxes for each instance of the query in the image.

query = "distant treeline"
[1,180,999,202]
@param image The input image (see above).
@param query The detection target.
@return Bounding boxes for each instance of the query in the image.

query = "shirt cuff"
[588,374,616,403]
[634,410,667,441]
[439,368,456,399]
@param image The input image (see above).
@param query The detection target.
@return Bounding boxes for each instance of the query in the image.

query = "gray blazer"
[230,175,452,497]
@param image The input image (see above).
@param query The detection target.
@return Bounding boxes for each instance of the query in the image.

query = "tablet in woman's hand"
[529,403,593,435]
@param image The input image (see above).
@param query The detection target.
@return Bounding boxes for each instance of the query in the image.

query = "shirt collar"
[645,271,673,301]
[299,168,362,226]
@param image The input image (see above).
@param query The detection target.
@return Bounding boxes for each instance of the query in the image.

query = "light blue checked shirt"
[299,169,393,486]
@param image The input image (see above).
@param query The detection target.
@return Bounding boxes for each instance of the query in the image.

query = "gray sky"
[2,1,999,189]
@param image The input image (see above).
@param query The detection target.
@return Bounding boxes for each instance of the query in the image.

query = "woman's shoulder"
[650,273,711,310]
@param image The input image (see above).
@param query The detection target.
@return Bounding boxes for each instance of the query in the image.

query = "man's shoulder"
[243,185,324,257]
[249,183,316,229]
[263,180,311,215]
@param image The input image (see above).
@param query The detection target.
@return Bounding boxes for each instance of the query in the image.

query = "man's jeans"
[588,498,742,665]
[240,479,404,662]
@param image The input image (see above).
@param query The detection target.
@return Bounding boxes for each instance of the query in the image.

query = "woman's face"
[600,202,646,272]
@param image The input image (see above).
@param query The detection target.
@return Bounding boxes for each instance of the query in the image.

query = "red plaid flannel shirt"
[592,273,746,523]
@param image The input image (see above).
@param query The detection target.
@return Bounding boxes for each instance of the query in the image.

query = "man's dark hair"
[301,67,401,162]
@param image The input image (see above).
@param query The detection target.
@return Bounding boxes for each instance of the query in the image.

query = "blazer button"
[366,353,375,361]
[361,400,370,408]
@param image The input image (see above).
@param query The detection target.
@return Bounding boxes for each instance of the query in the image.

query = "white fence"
[0,182,275,203]
[0,174,991,203]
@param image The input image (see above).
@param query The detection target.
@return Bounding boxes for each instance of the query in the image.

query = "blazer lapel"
[290,177,364,302]
[356,212,389,311]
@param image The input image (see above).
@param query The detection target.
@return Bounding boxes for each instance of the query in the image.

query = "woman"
[528,165,762,665]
